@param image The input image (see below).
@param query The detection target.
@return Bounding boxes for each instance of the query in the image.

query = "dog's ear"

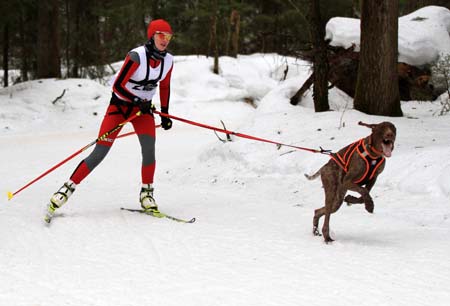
[358,121,377,129]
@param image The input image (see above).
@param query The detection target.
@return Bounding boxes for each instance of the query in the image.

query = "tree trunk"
[64,0,70,78]
[210,0,219,74]
[2,22,9,87]
[71,1,80,78]
[230,9,240,58]
[19,7,30,82]
[354,0,402,116]
[309,0,329,112]
[36,0,61,78]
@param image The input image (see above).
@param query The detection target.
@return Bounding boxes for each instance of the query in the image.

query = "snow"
[325,5,450,66]
[1,6,450,306]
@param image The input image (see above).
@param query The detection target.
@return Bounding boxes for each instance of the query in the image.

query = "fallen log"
[292,45,440,104]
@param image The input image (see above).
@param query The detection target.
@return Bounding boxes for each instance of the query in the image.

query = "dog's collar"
[366,136,384,157]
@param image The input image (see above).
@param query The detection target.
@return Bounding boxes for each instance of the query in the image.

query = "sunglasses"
[155,31,173,41]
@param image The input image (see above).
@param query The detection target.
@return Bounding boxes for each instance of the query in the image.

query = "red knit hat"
[147,19,173,39]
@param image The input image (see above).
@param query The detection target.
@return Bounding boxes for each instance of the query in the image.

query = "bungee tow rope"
[152,110,333,155]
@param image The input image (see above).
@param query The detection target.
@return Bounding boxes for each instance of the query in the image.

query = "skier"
[45,19,174,222]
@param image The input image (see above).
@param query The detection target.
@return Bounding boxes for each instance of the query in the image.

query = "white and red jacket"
[112,45,173,111]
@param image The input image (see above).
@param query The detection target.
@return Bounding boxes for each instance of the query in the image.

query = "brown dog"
[305,121,396,243]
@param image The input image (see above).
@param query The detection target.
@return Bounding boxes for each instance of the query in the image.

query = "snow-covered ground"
[1,6,450,306]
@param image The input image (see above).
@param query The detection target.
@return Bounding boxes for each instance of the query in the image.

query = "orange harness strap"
[330,138,385,186]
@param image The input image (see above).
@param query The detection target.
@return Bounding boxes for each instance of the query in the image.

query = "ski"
[43,211,66,225]
[43,213,62,225]
[120,207,196,223]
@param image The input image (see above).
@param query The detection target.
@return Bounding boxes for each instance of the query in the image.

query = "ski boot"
[44,180,76,223]
[140,184,162,217]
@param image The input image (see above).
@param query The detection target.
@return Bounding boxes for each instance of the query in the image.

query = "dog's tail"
[304,169,321,180]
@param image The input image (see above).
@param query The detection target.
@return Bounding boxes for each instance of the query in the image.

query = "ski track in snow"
[1,122,449,306]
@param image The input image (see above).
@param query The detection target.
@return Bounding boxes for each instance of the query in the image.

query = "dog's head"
[359,121,396,158]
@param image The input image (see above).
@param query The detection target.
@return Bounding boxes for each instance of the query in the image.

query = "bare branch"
[51,89,67,105]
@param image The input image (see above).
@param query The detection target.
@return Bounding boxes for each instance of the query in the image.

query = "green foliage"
[1,0,360,84]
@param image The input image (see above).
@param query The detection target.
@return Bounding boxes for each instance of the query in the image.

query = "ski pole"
[7,111,142,200]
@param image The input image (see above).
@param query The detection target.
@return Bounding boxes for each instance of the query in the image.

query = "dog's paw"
[324,236,334,244]
[365,201,374,213]
[363,195,374,213]
[313,226,322,236]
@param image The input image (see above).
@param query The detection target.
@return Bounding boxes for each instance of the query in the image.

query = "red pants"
[70,104,156,184]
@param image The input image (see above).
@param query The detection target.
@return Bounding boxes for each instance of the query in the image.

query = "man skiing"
[45,19,174,223]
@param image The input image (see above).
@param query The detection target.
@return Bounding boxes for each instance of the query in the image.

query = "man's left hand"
[161,116,172,130]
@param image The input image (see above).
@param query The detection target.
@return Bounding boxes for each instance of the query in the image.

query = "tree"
[353,0,402,116]
[309,0,329,112]
[229,9,240,57]
[1,0,367,85]
[36,0,61,78]
[2,22,9,87]
[209,0,219,74]
[1,0,18,86]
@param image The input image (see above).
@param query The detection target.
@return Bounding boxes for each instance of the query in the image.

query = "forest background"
[1,0,449,86]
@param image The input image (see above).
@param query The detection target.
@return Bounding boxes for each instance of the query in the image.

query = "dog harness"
[331,138,385,186]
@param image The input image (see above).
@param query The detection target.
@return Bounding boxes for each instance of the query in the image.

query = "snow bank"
[0,79,109,135]
[325,6,450,66]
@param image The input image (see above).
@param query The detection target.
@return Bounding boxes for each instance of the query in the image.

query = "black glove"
[161,115,172,130]
[134,97,153,114]
[160,107,172,130]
